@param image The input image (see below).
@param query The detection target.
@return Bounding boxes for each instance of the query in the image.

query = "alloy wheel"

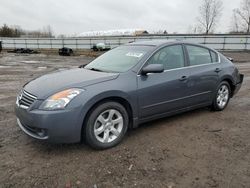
[94,109,124,143]
[216,85,229,109]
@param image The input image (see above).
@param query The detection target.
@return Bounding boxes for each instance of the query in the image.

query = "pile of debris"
[91,43,111,51]
[7,48,39,54]
[58,47,74,56]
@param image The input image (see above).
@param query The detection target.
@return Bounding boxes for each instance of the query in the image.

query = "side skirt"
[136,102,211,126]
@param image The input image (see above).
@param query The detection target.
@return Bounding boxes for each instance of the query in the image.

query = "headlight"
[40,88,83,110]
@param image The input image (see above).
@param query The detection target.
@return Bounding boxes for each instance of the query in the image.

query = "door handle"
[179,76,188,81]
[215,68,222,73]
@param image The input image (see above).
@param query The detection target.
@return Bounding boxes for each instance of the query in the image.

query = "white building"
[77,29,148,37]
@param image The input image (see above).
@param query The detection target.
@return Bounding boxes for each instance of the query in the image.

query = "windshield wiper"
[86,67,104,72]
[79,64,86,68]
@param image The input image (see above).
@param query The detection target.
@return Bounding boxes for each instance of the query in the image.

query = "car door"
[184,44,221,105]
[137,44,191,119]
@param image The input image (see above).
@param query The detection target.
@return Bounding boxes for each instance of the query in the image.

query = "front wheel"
[84,102,129,149]
[211,81,231,111]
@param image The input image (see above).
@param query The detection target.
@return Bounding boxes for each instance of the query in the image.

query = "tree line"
[0,24,54,38]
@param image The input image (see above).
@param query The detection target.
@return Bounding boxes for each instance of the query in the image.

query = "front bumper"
[232,74,244,96]
[17,118,49,140]
[15,105,84,143]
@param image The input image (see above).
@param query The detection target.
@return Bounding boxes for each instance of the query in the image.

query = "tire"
[84,101,129,150]
[211,81,231,111]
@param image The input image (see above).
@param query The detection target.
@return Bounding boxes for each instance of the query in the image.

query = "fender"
[77,90,138,132]
[219,74,236,85]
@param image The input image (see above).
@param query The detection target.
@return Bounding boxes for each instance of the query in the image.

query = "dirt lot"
[0,52,250,188]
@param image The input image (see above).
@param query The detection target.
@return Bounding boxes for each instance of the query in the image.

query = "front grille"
[18,90,37,109]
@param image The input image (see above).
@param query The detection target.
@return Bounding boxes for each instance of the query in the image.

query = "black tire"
[84,101,129,150]
[211,81,231,111]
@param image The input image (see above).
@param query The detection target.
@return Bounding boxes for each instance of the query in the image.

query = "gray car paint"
[24,68,119,99]
[15,41,243,143]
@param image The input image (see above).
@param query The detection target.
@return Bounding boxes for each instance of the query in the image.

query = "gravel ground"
[0,52,250,188]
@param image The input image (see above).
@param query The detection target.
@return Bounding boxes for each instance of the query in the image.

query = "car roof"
[126,39,179,47]
[126,40,217,52]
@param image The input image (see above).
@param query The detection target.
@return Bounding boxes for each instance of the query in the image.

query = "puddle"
[0,66,12,68]
[57,68,68,71]
[20,61,41,64]
[37,66,47,69]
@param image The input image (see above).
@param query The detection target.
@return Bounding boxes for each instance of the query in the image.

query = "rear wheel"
[84,102,129,149]
[211,81,231,111]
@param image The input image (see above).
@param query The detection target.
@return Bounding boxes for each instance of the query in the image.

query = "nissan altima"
[15,40,244,149]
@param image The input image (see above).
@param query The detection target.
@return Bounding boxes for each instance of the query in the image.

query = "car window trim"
[184,44,220,66]
[137,43,221,76]
[137,61,221,77]
[209,50,219,63]
[137,43,187,75]
[209,50,213,63]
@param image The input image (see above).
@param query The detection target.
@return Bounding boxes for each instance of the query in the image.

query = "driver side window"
[147,45,185,70]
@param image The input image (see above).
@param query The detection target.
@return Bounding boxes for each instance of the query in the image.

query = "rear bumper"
[232,74,244,96]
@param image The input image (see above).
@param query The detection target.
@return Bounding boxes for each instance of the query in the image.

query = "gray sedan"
[15,40,244,149]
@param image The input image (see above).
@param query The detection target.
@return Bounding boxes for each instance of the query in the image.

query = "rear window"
[186,45,212,66]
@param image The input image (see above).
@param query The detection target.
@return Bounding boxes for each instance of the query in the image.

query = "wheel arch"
[220,76,236,97]
[80,93,135,141]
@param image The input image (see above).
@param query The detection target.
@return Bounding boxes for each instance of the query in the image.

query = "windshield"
[85,46,153,73]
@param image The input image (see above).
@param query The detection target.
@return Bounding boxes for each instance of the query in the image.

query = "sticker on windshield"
[126,52,144,58]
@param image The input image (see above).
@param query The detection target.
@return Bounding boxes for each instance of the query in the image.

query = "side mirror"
[141,64,164,75]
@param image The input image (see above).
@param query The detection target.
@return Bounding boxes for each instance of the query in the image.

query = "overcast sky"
[0,0,242,35]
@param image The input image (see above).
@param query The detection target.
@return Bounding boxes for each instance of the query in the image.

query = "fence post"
[90,38,92,49]
[75,38,78,49]
[37,39,39,49]
[203,36,207,45]
[245,36,248,50]
[13,38,16,49]
[50,38,52,49]
[25,39,27,48]
[223,36,226,50]
[118,38,121,45]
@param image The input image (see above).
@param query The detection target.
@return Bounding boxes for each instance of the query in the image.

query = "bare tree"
[235,0,250,33]
[42,25,54,37]
[57,34,66,38]
[231,9,240,33]
[12,25,24,37]
[186,25,199,34]
[197,0,223,34]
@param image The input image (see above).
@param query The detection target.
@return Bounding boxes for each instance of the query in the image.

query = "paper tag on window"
[126,52,143,58]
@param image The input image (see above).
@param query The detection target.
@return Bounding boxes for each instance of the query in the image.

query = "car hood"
[24,68,119,99]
